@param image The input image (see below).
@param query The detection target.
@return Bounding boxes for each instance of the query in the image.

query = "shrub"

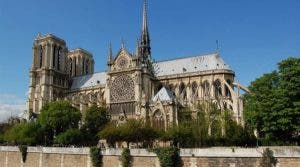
[121,148,132,167]
[259,148,278,167]
[18,145,28,163]
[90,147,102,167]
[54,129,84,146]
[152,147,182,167]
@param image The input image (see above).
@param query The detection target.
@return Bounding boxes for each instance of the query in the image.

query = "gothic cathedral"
[27,0,248,129]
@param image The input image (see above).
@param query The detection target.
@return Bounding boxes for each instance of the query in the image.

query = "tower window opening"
[86,60,89,74]
[57,47,61,71]
[82,58,85,75]
[74,58,77,76]
[53,45,56,68]
[39,45,43,68]
[70,58,73,76]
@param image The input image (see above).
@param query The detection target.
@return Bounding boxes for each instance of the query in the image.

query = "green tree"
[54,129,84,146]
[81,105,109,145]
[119,119,145,147]
[98,123,121,147]
[166,124,194,148]
[4,122,44,145]
[99,119,160,148]
[0,122,14,144]
[39,101,81,144]
[244,57,300,144]
[191,110,209,147]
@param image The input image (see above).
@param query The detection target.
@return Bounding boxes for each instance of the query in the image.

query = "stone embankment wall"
[0,146,299,167]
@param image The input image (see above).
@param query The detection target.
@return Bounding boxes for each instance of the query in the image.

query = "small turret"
[107,42,114,67]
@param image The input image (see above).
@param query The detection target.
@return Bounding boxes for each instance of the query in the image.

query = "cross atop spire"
[121,38,125,49]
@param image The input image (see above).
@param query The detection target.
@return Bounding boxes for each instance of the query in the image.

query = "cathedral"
[26,0,248,129]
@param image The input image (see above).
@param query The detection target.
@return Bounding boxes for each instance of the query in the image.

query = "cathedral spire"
[142,0,149,43]
[140,0,151,63]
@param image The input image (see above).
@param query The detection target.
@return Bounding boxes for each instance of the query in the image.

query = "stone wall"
[0,146,299,167]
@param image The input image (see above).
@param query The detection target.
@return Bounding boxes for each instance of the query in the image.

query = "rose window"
[110,74,135,102]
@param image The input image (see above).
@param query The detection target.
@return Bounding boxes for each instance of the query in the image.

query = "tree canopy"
[39,101,81,135]
[244,57,300,145]
[81,105,109,145]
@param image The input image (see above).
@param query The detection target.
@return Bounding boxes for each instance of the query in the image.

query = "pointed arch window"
[57,47,61,71]
[69,58,73,76]
[203,80,210,97]
[74,58,77,76]
[191,81,198,98]
[179,82,187,100]
[53,45,56,68]
[152,110,165,130]
[82,58,85,75]
[214,80,222,97]
[39,45,43,68]
[85,59,89,74]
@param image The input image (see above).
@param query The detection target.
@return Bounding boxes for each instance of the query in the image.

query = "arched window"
[203,80,210,97]
[82,58,85,75]
[179,82,187,100]
[57,47,61,71]
[53,45,56,68]
[152,110,165,130]
[39,45,43,68]
[191,81,198,98]
[69,58,73,76]
[214,80,222,97]
[86,60,89,74]
[74,58,77,76]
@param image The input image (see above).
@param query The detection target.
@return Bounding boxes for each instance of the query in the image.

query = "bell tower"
[27,34,69,113]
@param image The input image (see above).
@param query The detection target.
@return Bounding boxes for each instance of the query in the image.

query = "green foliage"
[172,103,256,147]
[39,101,81,144]
[98,123,121,147]
[0,122,14,144]
[54,129,84,146]
[152,147,182,167]
[82,105,109,145]
[4,122,44,145]
[39,101,81,135]
[165,124,194,148]
[244,57,300,144]
[121,148,132,167]
[259,148,278,167]
[99,119,160,148]
[18,145,27,163]
[90,147,102,167]
[190,110,209,147]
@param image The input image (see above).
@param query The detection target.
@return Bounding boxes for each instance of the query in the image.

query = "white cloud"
[0,104,26,122]
[0,94,26,123]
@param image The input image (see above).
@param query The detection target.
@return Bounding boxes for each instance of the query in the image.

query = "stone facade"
[26,0,248,128]
[0,146,300,167]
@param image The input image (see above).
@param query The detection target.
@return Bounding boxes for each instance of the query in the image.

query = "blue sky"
[0,0,299,121]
